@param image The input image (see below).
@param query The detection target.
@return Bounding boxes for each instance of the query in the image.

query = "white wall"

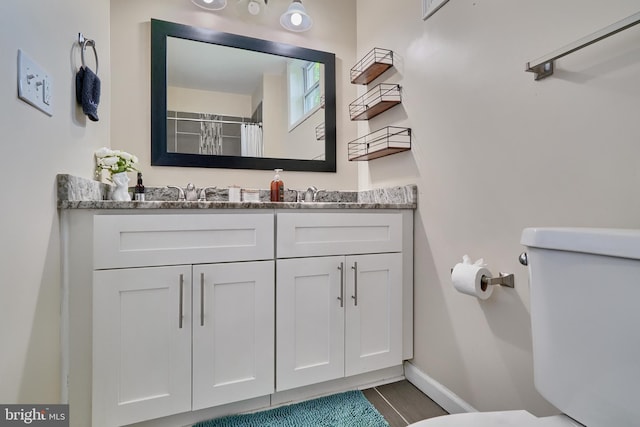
[167,86,252,117]
[284,108,325,160]
[357,0,640,416]
[263,73,287,158]
[0,0,110,403]
[110,0,358,191]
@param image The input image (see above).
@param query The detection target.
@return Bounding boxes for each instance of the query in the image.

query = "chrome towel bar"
[526,11,640,80]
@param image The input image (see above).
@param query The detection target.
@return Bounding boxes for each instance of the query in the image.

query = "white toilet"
[410,227,640,427]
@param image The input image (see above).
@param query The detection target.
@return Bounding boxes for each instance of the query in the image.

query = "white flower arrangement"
[95,147,139,180]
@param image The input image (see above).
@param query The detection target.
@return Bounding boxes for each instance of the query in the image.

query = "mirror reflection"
[167,37,325,160]
[151,19,336,172]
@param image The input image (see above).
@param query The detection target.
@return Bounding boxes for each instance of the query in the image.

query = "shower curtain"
[241,123,263,157]
[199,113,223,155]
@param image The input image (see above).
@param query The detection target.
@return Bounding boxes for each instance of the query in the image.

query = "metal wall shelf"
[350,48,394,85]
[349,84,402,121]
[348,126,411,161]
[315,123,325,141]
[347,48,407,162]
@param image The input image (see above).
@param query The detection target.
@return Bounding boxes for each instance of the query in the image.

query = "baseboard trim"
[404,361,477,414]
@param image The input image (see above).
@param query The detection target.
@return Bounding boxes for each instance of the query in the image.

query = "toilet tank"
[521,227,640,427]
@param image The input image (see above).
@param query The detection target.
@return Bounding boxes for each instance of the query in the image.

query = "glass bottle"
[134,172,145,201]
[270,169,284,202]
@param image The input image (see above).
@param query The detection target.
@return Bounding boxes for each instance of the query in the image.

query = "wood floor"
[363,380,448,427]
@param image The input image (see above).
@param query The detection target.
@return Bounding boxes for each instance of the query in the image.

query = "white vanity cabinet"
[93,265,192,426]
[275,212,406,391]
[61,205,412,427]
[90,213,274,427]
[191,261,274,411]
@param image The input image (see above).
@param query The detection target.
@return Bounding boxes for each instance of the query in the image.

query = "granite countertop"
[57,174,417,210]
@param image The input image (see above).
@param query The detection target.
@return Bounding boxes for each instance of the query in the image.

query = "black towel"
[75,66,100,121]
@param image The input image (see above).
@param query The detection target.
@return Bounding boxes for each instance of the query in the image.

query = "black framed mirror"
[151,19,336,172]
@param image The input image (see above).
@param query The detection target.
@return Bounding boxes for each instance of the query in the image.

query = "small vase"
[110,172,131,201]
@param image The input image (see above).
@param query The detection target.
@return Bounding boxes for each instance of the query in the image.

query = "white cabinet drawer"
[94,213,274,269]
[276,212,402,258]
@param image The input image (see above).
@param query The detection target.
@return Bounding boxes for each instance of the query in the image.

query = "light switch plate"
[422,0,450,20]
[17,49,53,116]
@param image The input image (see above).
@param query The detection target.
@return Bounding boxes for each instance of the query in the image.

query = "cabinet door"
[93,266,192,427]
[276,256,345,391]
[345,253,403,377]
[192,261,274,410]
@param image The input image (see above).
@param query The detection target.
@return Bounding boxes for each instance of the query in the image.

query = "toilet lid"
[407,410,581,427]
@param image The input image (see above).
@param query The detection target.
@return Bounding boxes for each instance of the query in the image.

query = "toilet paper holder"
[481,273,515,289]
[449,268,515,289]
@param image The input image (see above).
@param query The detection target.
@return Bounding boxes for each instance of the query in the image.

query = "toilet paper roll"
[451,262,493,300]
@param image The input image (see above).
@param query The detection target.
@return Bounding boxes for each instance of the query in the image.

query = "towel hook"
[78,32,99,75]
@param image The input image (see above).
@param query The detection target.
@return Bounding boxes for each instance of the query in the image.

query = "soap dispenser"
[134,172,145,201]
[270,169,284,202]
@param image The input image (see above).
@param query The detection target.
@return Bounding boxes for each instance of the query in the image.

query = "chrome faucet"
[166,185,186,201]
[166,184,216,201]
[184,183,198,201]
[304,186,319,202]
[198,186,217,201]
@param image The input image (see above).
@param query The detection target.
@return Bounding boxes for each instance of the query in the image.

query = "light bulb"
[203,0,214,3]
[280,1,312,32]
[290,12,302,26]
[248,0,260,15]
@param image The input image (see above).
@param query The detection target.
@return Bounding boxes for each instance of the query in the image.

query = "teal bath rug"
[193,390,389,427]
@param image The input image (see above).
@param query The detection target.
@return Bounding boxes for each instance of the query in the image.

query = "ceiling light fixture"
[191,0,227,11]
[190,0,312,32]
[280,0,312,32]
[247,0,261,15]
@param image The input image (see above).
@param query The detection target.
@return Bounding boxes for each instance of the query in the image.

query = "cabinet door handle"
[200,272,205,327]
[179,274,184,329]
[337,262,344,307]
[351,262,358,306]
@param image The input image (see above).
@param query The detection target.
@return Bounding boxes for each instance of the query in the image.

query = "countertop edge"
[57,174,417,210]
[58,200,417,210]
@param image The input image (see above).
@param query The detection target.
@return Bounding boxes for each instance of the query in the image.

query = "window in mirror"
[304,62,321,113]
[287,59,323,131]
